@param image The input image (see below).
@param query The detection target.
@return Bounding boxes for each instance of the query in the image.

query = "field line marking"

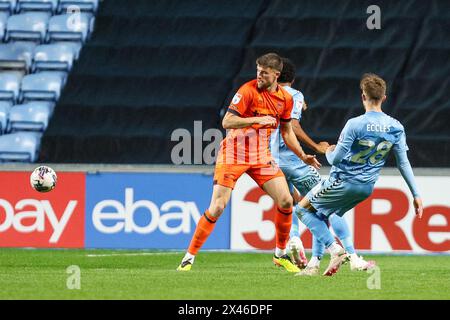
[86,252,182,257]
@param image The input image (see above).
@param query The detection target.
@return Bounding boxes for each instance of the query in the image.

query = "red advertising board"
[0,172,85,248]
[231,174,450,253]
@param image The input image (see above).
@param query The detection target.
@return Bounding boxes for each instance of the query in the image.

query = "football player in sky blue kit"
[296,73,423,276]
[271,58,375,275]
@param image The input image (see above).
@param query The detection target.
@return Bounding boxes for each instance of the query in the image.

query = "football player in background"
[177,53,321,272]
[272,58,375,276]
[295,73,423,276]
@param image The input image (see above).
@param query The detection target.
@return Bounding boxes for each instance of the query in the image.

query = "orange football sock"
[187,210,217,255]
[275,206,293,250]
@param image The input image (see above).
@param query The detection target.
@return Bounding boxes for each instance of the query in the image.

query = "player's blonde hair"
[256,53,283,72]
[360,73,386,101]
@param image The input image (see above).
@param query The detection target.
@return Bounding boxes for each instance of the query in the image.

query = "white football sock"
[275,247,286,257]
[308,256,321,268]
[183,252,195,263]
[327,242,344,256]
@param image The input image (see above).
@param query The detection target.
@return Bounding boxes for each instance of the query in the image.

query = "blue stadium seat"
[58,0,98,14]
[53,40,81,59]
[0,41,36,72]
[48,13,93,43]
[6,12,50,42]
[20,71,64,102]
[7,101,54,132]
[0,72,22,103]
[0,11,8,41]
[0,101,11,133]
[0,131,41,162]
[0,0,17,14]
[33,43,75,72]
[17,0,58,13]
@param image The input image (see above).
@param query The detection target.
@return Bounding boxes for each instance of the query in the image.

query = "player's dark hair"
[278,58,296,83]
[360,73,387,101]
[256,53,283,72]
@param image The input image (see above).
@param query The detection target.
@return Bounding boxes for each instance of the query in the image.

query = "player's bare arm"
[222,112,276,129]
[291,119,330,154]
[280,121,321,169]
[393,147,424,219]
[413,197,423,218]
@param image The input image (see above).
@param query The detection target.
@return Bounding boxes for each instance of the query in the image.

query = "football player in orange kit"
[177,53,321,272]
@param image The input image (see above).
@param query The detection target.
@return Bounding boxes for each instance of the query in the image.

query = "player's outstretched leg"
[329,215,376,271]
[288,166,323,271]
[177,185,231,271]
[296,207,348,276]
[177,210,217,271]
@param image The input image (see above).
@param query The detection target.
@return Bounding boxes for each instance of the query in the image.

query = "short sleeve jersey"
[330,111,408,183]
[217,79,294,165]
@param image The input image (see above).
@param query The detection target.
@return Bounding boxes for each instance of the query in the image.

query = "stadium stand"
[0,42,35,72]
[227,0,450,167]
[48,13,93,43]
[20,71,65,102]
[33,43,76,72]
[6,12,51,42]
[16,0,59,14]
[0,11,8,41]
[0,71,21,103]
[39,0,266,163]
[0,0,96,162]
[58,0,98,14]
[38,0,450,166]
[0,131,41,162]
[0,101,10,133]
[7,101,54,132]
[0,0,16,14]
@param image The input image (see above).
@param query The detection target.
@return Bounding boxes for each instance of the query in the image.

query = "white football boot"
[323,247,349,276]
[349,254,376,271]
[295,266,320,276]
[288,236,308,269]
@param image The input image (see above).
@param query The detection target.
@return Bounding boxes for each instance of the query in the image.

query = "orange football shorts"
[213,161,285,189]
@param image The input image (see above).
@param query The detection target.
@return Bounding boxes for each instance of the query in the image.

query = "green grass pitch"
[0,249,449,300]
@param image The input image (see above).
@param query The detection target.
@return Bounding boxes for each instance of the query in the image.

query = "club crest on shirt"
[232,93,242,105]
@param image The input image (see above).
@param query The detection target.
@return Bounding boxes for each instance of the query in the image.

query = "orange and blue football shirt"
[217,79,294,165]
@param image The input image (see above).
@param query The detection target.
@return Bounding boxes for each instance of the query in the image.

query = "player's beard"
[257,79,273,90]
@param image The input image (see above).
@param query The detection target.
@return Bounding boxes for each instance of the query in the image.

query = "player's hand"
[326,145,336,153]
[316,141,330,154]
[302,101,308,112]
[302,154,321,169]
[256,116,277,127]
[413,197,423,218]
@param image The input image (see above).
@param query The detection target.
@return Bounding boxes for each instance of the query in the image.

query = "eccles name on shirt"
[366,124,391,132]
